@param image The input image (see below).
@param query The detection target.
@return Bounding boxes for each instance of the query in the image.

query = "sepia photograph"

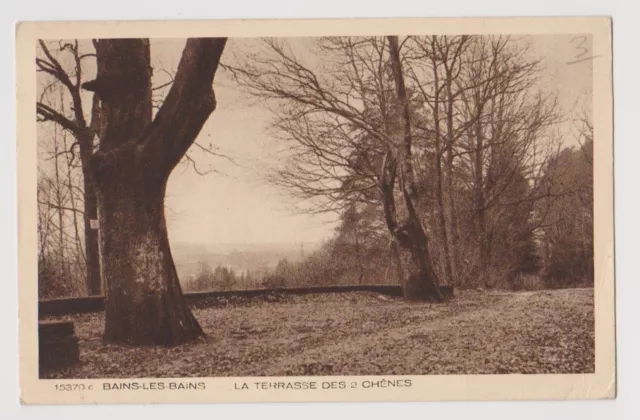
[16,17,615,404]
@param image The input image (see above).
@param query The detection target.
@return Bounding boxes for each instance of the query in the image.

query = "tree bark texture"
[84,38,227,345]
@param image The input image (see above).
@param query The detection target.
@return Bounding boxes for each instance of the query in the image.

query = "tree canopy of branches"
[226,35,571,292]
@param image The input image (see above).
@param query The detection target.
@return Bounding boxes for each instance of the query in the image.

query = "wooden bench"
[39,320,79,374]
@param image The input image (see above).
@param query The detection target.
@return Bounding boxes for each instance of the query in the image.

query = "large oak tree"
[82,38,227,345]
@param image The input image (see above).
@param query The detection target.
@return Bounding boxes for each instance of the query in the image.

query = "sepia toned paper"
[17,16,615,404]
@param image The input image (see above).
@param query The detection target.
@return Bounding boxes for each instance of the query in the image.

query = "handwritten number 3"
[572,36,589,60]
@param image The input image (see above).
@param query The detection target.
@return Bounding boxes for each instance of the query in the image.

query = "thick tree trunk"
[379,152,445,302]
[82,38,227,346]
[400,181,445,302]
[96,163,202,345]
[404,247,444,302]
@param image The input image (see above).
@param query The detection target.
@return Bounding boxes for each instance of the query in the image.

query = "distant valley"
[170,241,324,279]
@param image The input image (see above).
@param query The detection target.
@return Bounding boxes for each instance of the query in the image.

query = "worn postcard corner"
[16,16,615,405]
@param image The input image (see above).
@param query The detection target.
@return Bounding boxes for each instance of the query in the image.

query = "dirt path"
[42,288,594,378]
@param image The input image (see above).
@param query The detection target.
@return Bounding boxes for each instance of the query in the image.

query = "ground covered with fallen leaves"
[42,288,594,378]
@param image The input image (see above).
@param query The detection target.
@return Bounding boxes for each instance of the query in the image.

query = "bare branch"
[37,102,79,134]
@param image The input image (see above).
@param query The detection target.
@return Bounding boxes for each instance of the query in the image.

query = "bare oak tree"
[79,38,227,345]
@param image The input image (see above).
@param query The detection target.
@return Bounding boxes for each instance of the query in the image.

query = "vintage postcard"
[16,17,615,404]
